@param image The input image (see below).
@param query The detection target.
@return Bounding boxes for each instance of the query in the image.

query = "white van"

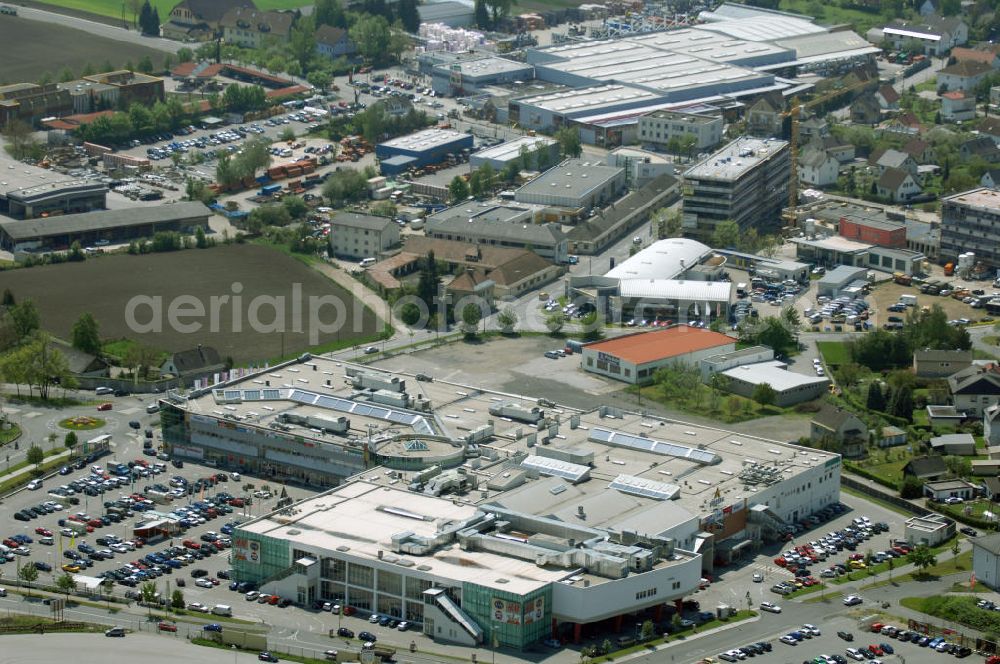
[211,604,233,616]
[95,387,114,395]
[359,258,377,268]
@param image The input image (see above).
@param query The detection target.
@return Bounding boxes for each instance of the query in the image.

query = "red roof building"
[580,326,735,384]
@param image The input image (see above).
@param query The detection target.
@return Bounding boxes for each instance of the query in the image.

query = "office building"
[681,137,791,241]
[638,110,724,152]
[328,213,401,260]
[941,187,1000,269]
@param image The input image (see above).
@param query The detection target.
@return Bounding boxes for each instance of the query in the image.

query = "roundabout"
[57,416,106,431]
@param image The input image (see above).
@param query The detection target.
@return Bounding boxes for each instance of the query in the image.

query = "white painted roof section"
[606,238,713,281]
[694,16,826,41]
[722,361,830,392]
[616,279,732,302]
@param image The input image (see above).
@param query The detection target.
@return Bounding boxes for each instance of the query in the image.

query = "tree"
[555,125,582,158]
[71,312,101,355]
[171,588,185,609]
[18,563,38,595]
[710,220,740,249]
[461,303,482,336]
[781,306,800,328]
[314,0,347,28]
[640,619,655,642]
[248,204,292,229]
[288,22,318,74]
[195,226,208,249]
[901,474,924,499]
[371,200,397,218]
[56,572,76,596]
[137,55,155,74]
[323,168,369,204]
[752,382,777,407]
[652,207,682,239]
[484,0,516,28]
[1,288,14,307]
[176,47,194,63]
[397,0,420,32]
[888,385,914,419]
[837,362,863,389]
[866,383,886,412]
[416,251,441,316]
[350,14,392,63]
[307,70,332,92]
[400,303,421,326]
[3,118,39,160]
[448,175,470,202]
[26,444,43,468]
[282,195,308,219]
[545,311,566,334]
[64,431,78,452]
[474,0,490,28]
[907,544,937,576]
[141,580,158,617]
[498,306,518,334]
[951,538,961,567]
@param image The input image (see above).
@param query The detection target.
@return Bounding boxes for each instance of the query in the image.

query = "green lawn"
[817,341,851,365]
[860,549,970,590]
[777,0,883,34]
[34,0,309,20]
[845,457,908,489]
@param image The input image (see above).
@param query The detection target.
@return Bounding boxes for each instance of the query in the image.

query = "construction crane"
[781,98,800,227]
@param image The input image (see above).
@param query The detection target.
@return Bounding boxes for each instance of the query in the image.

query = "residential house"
[960,136,1000,161]
[950,46,1000,69]
[930,432,978,455]
[938,60,993,92]
[902,455,949,480]
[979,116,1000,144]
[879,425,907,448]
[445,267,495,313]
[851,95,881,125]
[315,25,355,59]
[982,169,1000,188]
[901,138,935,164]
[219,7,296,48]
[938,90,976,122]
[876,84,900,111]
[877,167,923,202]
[162,0,255,41]
[810,135,856,163]
[328,213,401,260]
[52,338,109,378]
[986,403,1000,445]
[799,116,829,141]
[913,348,973,377]
[882,16,968,56]
[746,92,784,138]
[798,148,840,187]
[810,406,868,458]
[927,404,968,427]
[872,148,919,177]
[982,475,1000,500]
[160,345,226,383]
[948,363,1000,416]
[972,534,1000,590]
[923,478,979,501]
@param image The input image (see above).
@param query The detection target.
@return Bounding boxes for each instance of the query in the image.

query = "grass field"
[817,341,851,365]
[0,14,168,83]
[31,0,309,21]
[0,244,380,364]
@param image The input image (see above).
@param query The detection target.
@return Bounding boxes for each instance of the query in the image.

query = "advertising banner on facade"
[492,598,522,625]
[523,597,545,624]
[233,537,260,564]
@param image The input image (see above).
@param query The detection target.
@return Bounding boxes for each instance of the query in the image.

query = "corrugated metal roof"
[616,279,732,301]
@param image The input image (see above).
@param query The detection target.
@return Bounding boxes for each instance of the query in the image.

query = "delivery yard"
[0,244,380,363]
[0,14,168,83]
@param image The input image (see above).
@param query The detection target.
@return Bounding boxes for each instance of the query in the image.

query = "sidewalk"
[0,449,72,494]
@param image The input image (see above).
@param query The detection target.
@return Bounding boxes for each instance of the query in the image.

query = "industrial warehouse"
[509,5,879,144]
[161,353,841,649]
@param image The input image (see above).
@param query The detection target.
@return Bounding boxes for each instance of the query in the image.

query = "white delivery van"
[211,605,233,616]
[359,258,377,268]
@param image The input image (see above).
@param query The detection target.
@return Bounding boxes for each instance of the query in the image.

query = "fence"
[841,474,931,517]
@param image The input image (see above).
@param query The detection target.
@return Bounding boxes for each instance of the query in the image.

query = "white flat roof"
[518,83,661,114]
[606,238,713,281]
[684,137,788,181]
[242,480,570,594]
[722,360,830,392]
[472,136,557,162]
[617,279,732,302]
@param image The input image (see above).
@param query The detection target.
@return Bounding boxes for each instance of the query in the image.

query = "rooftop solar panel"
[589,428,720,465]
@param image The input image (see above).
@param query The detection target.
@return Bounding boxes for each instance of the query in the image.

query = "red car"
[269,595,280,605]
[869,645,883,656]
[228,498,245,508]
[87,519,103,528]
[182,540,201,550]
[212,541,225,551]
[774,558,787,567]
[2,538,17,548]
[35,528,52,537]
[97,403,112,411]
[158,621,178,632]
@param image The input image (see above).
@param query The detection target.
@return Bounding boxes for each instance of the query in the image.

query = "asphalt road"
[7,4,182,52]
